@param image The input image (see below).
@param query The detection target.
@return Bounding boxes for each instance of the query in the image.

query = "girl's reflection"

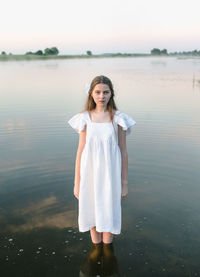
[79,242,119,276]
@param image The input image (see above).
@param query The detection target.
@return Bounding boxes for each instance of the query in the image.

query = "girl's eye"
[95,91,110,94]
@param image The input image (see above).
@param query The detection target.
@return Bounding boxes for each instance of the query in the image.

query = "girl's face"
[91,83,112,107]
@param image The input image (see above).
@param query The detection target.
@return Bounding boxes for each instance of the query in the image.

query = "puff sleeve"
[115,111,136,136]
[67,112,86,134]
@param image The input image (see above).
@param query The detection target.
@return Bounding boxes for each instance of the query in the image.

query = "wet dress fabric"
[68,110,136,234]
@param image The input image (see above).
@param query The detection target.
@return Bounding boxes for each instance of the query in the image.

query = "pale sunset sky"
[1,0,200,54]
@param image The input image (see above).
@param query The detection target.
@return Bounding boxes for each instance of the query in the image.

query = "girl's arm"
[74,125,86,199]
[118,125,128,200]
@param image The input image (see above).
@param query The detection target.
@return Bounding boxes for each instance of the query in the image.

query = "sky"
[0,0,200,55]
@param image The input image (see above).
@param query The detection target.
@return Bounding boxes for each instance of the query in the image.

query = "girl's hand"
[121,184,128,200]
[74,184,79,200]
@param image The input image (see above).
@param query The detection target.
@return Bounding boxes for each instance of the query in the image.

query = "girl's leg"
[102,232,114,243]
[90,226,102,243]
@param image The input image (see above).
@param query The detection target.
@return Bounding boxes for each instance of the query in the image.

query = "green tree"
[86,50,92,56]
[1,51,6,55]
[35,50,43,55]
[51,47,59,55]
[44,48,50,55]
[161,49,168,55]
[192,49,198,55]
[44,47,59,55]
[151,48,161,55]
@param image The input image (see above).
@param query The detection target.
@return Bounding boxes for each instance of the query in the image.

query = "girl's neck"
[94,105,108,113]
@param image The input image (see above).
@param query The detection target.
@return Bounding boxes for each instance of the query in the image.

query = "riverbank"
[0,53,150,61]
[0,53,200,61]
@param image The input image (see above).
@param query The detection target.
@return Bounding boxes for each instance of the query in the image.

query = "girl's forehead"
[94,83,110,90]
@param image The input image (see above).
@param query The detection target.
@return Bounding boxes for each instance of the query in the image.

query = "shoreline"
[0,54,200,61]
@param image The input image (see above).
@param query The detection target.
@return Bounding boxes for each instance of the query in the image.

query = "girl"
[68,75,136,260]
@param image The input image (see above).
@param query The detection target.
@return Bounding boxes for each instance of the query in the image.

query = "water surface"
[0,56,200,276]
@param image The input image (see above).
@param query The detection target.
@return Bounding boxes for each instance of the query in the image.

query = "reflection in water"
[80,242,119,277]
[150,60,167,67]
[4,196,77,232]
[1,57,200,276]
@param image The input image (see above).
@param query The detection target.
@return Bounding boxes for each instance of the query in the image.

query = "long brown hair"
[81,75,118,122]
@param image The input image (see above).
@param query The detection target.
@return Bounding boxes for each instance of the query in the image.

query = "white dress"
[68,110,136,234]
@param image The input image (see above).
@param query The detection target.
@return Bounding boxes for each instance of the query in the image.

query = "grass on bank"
[0,53,200,61]
[0,53,150,61]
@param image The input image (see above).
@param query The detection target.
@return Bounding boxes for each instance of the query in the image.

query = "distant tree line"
[1,51,12,55]
[0,47,59,56]
[151,48,168,55]
[170,49,200,56]
[26,47,59,55]
[1,48,200,56]
[150,48,200,56]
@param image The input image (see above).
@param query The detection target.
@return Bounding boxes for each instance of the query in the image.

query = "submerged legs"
[81,228,118,276]
[90,226,113,243]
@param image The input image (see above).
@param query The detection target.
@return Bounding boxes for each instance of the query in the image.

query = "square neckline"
[87,110,114,124]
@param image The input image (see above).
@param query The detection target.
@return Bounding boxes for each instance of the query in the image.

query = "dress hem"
[79,225,121,235]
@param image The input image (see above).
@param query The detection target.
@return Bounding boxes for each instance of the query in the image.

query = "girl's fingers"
[121,194,128,200]
[74,193,79,200]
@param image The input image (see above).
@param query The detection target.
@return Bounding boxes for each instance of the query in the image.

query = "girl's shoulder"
[67,111,89,134]
[114,110,136,136]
